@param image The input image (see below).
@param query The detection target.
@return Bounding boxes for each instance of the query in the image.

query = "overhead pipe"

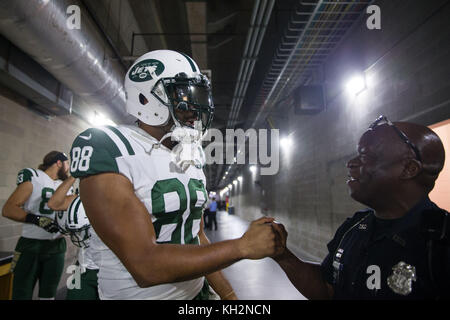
[229,0,268,124]
[219,0,274,188]
[232,0,268,114]
[228,0,272,127]
[227,0,275,128]
[227,0,261,127]
[0,0,132,124]
[231,0,275,126]
[216,0,262,188]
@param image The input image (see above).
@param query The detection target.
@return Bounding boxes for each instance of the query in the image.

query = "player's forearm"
[274,249,333,300]
[199,228,236,299]
[132,239,245,287]
[48,176,76,210]
[1,202,27,222]
[206,271,237,300]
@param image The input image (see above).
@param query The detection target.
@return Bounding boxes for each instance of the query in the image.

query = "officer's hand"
[238,216,281,259]
[271,221,288,258]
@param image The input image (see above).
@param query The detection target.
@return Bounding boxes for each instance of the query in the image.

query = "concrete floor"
[204,210,306,300]
[55,210,306,300]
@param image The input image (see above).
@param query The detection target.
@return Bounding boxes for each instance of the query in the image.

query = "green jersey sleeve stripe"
[107,126,135,156]
[29,168,38,177]
[96,126,131,156]
[24,168,34,177]
[180,52,197,72]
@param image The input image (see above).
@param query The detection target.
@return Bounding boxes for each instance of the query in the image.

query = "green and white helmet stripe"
[67,196,82,225]
[66,196,91,248]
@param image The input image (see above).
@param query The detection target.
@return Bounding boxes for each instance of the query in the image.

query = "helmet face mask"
[124,50,214,133]
[152,73,214,132]
[68,225,91,249]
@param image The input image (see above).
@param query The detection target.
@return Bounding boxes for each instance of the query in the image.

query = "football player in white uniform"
[49,176,99,300]
[2,151,70,299]
[70,50,282,300]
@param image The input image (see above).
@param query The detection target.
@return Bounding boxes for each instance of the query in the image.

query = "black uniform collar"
[367,197,434,244]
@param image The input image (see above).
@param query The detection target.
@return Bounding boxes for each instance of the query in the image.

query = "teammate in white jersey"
[2,151,70,299]
[70,50,282,300]
[48,176,99,300]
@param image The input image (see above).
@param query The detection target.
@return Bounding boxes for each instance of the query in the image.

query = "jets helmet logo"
[129,59,165,82]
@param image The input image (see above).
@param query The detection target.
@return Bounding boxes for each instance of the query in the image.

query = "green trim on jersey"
[17,168,36,185]
[70,127,133,178]
[106,125,135,155]
[152,178,188,244]
[186,179,207,245]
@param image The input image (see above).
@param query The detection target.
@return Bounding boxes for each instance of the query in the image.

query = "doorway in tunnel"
[429,119,450,211]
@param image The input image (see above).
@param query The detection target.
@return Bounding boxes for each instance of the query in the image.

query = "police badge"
[387,261,417,295]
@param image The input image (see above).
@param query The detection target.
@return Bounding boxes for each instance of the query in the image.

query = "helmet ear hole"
[139,93,149,105]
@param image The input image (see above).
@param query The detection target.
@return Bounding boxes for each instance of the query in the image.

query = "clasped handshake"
[238,217,288,260]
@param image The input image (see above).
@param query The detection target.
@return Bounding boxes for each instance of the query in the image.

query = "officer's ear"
[400,158,422,180]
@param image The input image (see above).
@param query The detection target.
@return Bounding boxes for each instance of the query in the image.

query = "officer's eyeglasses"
[369,115,422,162]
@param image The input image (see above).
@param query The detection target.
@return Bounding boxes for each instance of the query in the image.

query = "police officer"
[271,116,449,299]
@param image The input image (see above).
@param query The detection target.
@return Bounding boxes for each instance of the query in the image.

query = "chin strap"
[157,123,206,171]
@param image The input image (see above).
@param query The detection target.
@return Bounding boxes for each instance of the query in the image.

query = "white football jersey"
[78,246,99,272]
[17,168,65,240]
[70,125,208,300]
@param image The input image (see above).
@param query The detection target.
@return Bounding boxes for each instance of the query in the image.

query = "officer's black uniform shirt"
[320,197,450,299]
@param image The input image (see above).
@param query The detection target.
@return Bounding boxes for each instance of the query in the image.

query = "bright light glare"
[249,165,257,174]
[89,112,116,127]
[280,136,293,149]
[233,180,237,185]
[237,176,243,182]
[346,74,366,96]
[228,184,232,188]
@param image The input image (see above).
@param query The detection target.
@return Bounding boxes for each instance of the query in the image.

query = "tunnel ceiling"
[29,0,372,191]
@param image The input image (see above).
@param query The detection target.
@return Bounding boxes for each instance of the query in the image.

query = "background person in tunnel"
[48,176,100,300]
[208,197,218,230]
[271,116,449,299]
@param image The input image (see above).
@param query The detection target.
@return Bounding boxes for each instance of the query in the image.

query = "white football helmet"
[124,50,214,133]
[66,196,91,248]
[55,210,68,234]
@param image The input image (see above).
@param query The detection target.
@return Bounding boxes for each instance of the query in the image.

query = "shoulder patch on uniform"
[17,168,35,185]
[70,127,125,178]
